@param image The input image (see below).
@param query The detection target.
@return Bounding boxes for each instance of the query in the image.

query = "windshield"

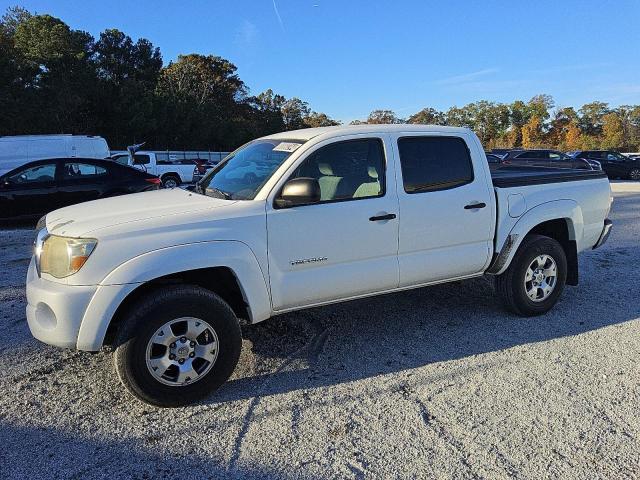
[196,139,304,200]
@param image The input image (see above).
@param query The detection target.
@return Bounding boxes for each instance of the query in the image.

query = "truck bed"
[491,166,608,188]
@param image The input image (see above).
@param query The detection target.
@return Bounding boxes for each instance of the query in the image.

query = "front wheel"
[114,285,242,407]
[496,234,567,316]
[628,168,640,181]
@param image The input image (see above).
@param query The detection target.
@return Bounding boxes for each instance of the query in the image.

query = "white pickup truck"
[111,151,197,188]
[27,125,612,407]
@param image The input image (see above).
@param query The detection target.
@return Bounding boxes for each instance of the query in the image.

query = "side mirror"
[275,177,321,208]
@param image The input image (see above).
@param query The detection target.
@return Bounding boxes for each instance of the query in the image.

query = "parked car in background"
[0,158,160,220]
[0,134,110,176]
[111,151,228,187]
[570,150,640,180]
[502,149,595,170]
[485,153,506,170]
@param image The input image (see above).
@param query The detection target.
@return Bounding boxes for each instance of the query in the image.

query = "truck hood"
[46,188,237,237]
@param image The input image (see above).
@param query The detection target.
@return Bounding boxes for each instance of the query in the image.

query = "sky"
[3,0,640,123]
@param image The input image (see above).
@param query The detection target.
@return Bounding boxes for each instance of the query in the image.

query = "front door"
[2,161,59,218]
[393,133,494,287]
[267,136,400,311]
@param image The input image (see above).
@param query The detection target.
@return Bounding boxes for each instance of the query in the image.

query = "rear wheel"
[629,168,640,181]
[161,174,181,189]
[114,285,242,407]
[496,234,567,316]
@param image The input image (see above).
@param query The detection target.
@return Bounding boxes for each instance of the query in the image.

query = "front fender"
[491,199,583,276]
[76,240,271,351]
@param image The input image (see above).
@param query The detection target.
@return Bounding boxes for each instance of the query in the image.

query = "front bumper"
[26,258,97,349]
[593,219,613,249]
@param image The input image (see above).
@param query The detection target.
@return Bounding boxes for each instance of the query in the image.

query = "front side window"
[398,136,473,193]
[7,163,56,184]
[198,139,304,200]
[287,138,385,202]
[62,162,107,179]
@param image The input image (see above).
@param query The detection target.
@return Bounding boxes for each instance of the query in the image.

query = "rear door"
[393,133,494,287]
[1,161,59,217]
[58,160,110,206]
[266,135,400,310]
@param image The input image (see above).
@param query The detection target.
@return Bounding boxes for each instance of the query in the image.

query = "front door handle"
[369,213,396,221]
[464,202,486,210]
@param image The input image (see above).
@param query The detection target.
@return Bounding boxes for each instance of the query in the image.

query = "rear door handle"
[369,213,396,221]
[464,202,486,210]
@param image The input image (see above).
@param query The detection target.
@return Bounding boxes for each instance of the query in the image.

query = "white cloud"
[234,20,258,49]
[435,68,500,85]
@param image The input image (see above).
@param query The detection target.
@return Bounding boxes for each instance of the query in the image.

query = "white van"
[0,135,110,175]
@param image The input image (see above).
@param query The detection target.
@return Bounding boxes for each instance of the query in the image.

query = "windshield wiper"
[205,187,232,200]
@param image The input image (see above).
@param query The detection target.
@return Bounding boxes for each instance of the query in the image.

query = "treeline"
[353,95,640,152]
[2,7,639,152]
[0,7,338,150]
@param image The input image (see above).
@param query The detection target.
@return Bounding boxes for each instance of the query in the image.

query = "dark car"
[502,149,592,170]
[485,153,507,171]
[571,150,640,180]
[0,157,161,220]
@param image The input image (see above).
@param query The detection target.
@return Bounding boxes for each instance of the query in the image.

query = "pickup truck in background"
[27,125,612,406]
[110,151,215,188]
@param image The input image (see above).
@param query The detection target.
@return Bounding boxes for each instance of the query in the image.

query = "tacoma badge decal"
[290,256,328,266]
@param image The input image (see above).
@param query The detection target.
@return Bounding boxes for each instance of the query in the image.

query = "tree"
[11,13,97,133]
[445,106,473,127]
[578,101,609,137]
[528,94,554,121]
[365,110,402,124]
[93,29,162,146]
[548,107,578,148]
[155,54,247,148]
[0,5,31,35]
[601,112,624,149]
[521,116,544,148]
[281,97,310,130]
[563,121,582,150]
[303,112,340,128]
[407,107,446,125]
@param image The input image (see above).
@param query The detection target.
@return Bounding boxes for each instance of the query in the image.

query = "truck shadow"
[214,189,639,405]
[0,422,283,480]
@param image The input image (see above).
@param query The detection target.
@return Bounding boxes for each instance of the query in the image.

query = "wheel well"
[103,267,249,346]
[528,218,578,285]
[161,173,181,181]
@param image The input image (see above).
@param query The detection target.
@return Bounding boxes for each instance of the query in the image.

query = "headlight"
[39,235,98,278]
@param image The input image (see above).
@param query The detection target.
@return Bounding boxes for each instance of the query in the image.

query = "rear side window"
[62,162,107,179]
[398,136,473,193]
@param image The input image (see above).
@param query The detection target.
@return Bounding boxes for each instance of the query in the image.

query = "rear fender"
[490,200,583,276]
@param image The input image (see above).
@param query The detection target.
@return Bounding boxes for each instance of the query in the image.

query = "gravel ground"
[0,184,639,479]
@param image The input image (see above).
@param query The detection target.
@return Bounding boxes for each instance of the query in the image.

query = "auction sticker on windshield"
[273,142,302,153]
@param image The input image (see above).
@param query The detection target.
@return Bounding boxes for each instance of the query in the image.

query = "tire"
[628,168,640,181]
[161,175,181,189]
[496,234,567,317]
[114,285,242,407]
